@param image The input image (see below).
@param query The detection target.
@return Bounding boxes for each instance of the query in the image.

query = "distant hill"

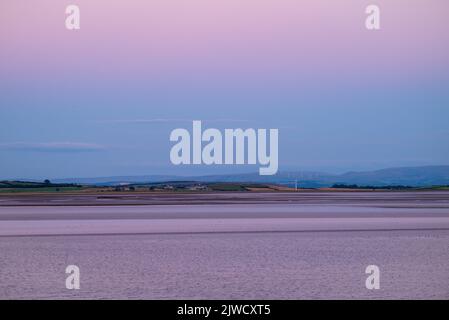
[336,165,449,187]
[51,165,449,188]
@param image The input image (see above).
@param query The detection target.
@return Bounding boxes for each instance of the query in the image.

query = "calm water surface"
[1,192,448,299]
[0,230,448,299]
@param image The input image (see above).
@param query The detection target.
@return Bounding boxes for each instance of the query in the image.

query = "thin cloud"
[98,118,191,124]
[0,142,107,152]
[97,118,251,124]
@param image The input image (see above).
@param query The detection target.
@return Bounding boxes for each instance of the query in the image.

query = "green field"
[0,186,85,193]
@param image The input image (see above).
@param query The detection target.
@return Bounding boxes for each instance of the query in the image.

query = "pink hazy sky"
[0,1,448,178]
[0,0,448,84]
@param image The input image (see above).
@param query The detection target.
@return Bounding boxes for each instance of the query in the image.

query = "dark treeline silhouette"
[0,181,80,189]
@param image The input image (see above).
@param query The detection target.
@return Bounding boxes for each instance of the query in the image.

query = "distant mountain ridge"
[337,165,449,186]
[52,165,449,187]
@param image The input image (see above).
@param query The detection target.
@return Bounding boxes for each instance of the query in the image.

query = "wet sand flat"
[1,191,449,236]
[1,191,449,207]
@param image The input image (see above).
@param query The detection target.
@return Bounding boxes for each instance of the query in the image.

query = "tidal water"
[0,230,448,299]
[0,192,448,299]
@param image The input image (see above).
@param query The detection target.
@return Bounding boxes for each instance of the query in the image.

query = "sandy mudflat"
[0,191,449,236]
[1,190,449,207]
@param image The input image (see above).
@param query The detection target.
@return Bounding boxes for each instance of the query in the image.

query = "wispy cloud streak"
[97,118,251,124]
[0,142,106,152]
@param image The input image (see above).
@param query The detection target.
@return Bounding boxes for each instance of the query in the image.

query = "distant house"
[187,184,208,191]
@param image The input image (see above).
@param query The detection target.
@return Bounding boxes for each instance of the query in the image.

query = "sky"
[0,0,448,179]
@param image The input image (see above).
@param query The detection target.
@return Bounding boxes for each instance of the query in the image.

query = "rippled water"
[1,192,448,299]
[1,230,448,299]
